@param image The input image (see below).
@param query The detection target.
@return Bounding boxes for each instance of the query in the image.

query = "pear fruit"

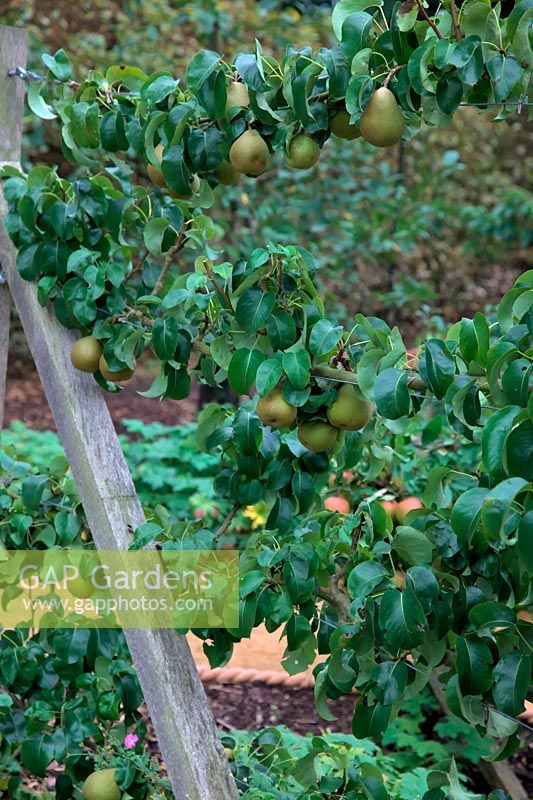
[68,574,95,600]
[359,87,405,148]
[230,130,270,176]
[71,336,103,373]
[330,110,360,140]
[298,420,338,452]
[325,496,350,514]
[215,161,241,186]
[82,769,121,800]
[327,384,373,431]
[256,388,297,429]
[147,143,166,187]
[285,133,320,169]
[380,500,397,518]
[225,81,250,114]
[98,355,135,383]
[395,497,423,524]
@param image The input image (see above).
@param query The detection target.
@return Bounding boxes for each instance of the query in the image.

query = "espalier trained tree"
[1,1,532,797]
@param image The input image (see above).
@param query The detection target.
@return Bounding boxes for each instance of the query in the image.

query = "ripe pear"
[298,420,338,452]
[326,384,373,431]
[359,87,405,148]
[215,160,241,186]
[71,336,103,373]
[68,574,95,599]
[256,388,297,429]
[285,133,320,170]
[325,496,350,514]
[330,110,360,140]
[230,130,270,176]
[82,768,122,800]
[225,81,250,114]
[380,500,397,518]
[98,355,135,383]
[395,497,423,524]
[147,143,166,187]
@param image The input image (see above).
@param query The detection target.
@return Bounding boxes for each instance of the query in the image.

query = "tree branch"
[449,0,462,41]
[204,262,235,313]
[214,504,240,541]
[415,0,443,39]
[152,226,186,297]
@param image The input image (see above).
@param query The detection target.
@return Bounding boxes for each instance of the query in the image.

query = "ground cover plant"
[0,0,532,797]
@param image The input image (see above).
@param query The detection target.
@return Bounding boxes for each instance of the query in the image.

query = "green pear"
[326,384,373,431]
[230,130,270,176]
[285,133,320,169]
[99,355,135,383]
[225,81,250,114]
[70,336,103,373]
[147,143,166,187]
[82,769,121,800]
[330,110,360,140]
[298,420,338,452]
[215,160,241,186]
[256,388,297,429]
[359,87,405,148]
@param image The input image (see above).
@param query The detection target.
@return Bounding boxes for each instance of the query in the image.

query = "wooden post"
[0,25,238,800]
[0,282,10,429]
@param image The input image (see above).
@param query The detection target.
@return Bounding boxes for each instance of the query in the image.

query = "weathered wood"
[0,25,238,800]
[0,284,10,429]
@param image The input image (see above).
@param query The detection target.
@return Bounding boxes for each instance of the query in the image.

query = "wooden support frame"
[0,25,238,800]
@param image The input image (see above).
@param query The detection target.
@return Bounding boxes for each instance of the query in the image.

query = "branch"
[204,262,235,313]
[152,226,186,297]
[383,65,403,89]
[317,573,351,624]
[312,364,427,392]
[449,0,462,41]
[213,504,240,541]
[415,0,443,39]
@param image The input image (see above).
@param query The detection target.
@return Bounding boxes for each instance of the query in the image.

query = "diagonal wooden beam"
[0,24,238,800]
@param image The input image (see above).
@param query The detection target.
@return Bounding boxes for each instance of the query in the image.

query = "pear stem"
[415,0,443,39]
[383,66,403,89]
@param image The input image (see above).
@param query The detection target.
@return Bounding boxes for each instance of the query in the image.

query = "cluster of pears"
[380,496,423,524]
[257,383,373,452]
[329,89,405,148]
[70,335,134,383]
[82,768,121,800]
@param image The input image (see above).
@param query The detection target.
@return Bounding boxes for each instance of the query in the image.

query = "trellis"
[0,25,238,800]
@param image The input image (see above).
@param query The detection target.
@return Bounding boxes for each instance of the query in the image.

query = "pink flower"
[124,733,139,750]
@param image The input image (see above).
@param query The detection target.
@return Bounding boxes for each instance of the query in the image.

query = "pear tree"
[1,1,532,798]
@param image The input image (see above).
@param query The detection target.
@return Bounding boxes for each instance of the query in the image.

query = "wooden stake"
[0,24,237,800]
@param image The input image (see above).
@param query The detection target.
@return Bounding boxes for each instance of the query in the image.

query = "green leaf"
[42,49,71,81]
[373,660,408,704]
[374,368,410,419]
[456,637,493,696]
[347,561,387,599]
[235,289,276,333]
[493,653,532,717]
[70,102,100,149]
[379,588,427,650]
[469,602,516,630]
[436,75,463,114]
[420,340,455,399]
[21,733,55,778]
[352,698,391,739]
[282,350,311,389]
[482,406,521,479]
[486,55,522,103]
[309,319,343,358]
[27,82,57,120]
[21,474,48,512]
[450,488,488,546]
[291,471,316,514]
[332,0,383,41]
[518,510,533,574]
[228,348,265,395]
[186,51,222,92]
[143,217,177,256]
[255,357,283,397]
[506,420,533,480]
[152,317,179,361]
[266,311,297,350]
[392,527,432,566]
